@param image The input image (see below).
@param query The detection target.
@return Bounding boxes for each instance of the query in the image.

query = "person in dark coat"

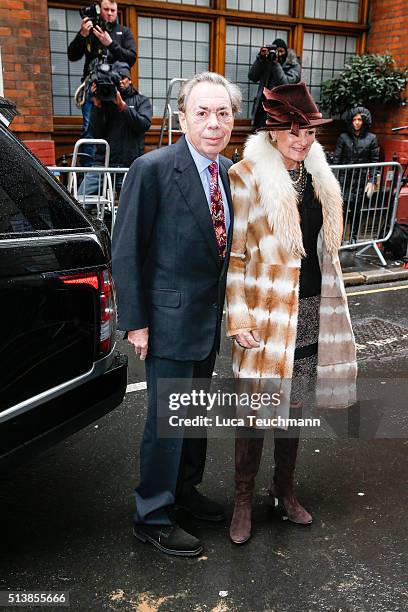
[79,61,151,199]
[248,38,301,129]
[112,72,242,558]
[67,0,136,164]
[333,106,380,242]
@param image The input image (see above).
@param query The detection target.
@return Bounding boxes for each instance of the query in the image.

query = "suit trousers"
[134,349,217,525]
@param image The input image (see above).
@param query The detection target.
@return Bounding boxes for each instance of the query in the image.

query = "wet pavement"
[0,279,407,612]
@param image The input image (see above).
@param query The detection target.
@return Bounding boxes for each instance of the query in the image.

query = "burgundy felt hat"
[259,81,332,136]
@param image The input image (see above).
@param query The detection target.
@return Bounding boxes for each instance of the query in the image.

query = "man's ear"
[178,111,187,133]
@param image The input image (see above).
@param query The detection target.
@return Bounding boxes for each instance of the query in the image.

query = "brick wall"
[367,0,408,157]
[0,0,53,138]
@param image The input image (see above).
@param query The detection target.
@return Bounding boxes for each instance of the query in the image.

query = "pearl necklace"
[288,161,307,201]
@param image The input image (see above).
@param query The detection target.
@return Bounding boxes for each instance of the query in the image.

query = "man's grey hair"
[178,72,242,115]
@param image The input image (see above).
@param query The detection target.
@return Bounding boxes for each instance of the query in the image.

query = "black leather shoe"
[176,487,225,522]
[133,522,203,557]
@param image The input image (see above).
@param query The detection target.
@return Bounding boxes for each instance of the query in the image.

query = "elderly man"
[112,72,241,557]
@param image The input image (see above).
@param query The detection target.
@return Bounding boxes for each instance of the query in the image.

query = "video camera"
[79,3,114,33]
[88,58,121,103]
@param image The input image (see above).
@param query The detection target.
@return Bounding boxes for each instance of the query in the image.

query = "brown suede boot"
[229,435,264,544]
[270,436,313,525]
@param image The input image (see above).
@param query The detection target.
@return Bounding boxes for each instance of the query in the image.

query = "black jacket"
[112,136,234,361]
[67,21,136,80]
[333,131,380,165]
[248,49,301,128]
[90,88,152,167]
[333,107,380,165]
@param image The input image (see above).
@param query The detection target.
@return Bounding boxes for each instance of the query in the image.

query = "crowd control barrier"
[331,161,402,265]
[48,166,129,232]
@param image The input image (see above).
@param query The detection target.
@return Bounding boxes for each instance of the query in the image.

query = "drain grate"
[353,318,408,360]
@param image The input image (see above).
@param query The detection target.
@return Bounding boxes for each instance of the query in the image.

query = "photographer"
[79,62,152,202]
[248,39,301,129]
[68,0,136,164]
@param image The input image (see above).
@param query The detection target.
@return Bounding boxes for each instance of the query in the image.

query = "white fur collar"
[244,132,343,257]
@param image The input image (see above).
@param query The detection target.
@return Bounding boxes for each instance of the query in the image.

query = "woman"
[333,107,380,242]
[226,82,357,545]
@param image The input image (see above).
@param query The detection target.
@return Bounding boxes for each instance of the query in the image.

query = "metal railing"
[49,166,129,232]
[331,161,403,265]
[50,159,402,258]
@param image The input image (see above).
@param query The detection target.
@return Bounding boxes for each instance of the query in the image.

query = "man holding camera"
[248,38,301,129]
[80,61,152,200]
[68,0,136,164]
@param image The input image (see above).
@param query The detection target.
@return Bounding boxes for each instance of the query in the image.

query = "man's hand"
[114,90,126,112]
[80,17,93,38]
[234,330,261,349]
[92,25,113,47]
[90,82,102,107]
[128,328,149,360]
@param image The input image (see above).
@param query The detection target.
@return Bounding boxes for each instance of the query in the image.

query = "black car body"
[0,119,128,471]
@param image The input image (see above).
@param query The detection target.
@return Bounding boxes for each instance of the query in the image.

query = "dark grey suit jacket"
[112,136,233,361]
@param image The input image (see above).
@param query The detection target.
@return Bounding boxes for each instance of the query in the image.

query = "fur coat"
[226,132,357,411]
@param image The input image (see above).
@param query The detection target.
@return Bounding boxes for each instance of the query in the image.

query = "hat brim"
[256,117,333,132]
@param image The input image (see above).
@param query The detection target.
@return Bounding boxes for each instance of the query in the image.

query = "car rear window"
[0,127,90,235]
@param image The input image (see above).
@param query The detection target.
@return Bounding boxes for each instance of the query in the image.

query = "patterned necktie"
[208,161,227,260]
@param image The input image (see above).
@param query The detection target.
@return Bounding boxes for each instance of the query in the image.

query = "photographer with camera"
[68,0,136,165]
[79,61,152,204]
[248,39,301,130]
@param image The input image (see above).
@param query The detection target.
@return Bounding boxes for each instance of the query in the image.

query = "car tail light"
[59,268,116,358]
[98,269,116,356]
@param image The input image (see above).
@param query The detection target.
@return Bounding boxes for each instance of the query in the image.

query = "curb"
[343,266,408,287]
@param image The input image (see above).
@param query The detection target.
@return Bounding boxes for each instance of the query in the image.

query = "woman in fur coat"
[226,82,357,545]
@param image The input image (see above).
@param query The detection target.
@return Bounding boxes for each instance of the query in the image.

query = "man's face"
[119,76,131,92]
[101,0,117,22]
[179,82,234,160]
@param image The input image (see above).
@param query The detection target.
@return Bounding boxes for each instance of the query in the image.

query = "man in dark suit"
[112,72,242,557]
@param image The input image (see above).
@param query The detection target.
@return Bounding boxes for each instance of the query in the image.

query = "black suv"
[0,117,128,471]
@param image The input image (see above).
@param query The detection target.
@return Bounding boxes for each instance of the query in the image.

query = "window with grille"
[138,16,210,117]
[305,0,359,22]
[225,25,288,119]
[47,1,364,120]
[147,0,210,4]
[302,32,357,102]
[48,7,84,116]
[226,0,290,14]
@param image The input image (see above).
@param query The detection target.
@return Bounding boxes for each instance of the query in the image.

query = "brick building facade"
[0,0,406,163]
[367,0,407,162]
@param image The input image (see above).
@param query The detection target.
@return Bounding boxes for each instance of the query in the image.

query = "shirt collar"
[185,136,220,174]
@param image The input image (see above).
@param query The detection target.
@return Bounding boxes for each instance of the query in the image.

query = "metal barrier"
[48,166,129,232]
[50,160,402,257]
[331,161,403,265]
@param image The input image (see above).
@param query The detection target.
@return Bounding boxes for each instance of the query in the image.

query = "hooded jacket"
[248,49,301,128]
[333,107,379,165]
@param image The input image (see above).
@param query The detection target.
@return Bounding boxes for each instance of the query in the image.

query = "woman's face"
[352,113,363,133]
[272,128,316,169]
